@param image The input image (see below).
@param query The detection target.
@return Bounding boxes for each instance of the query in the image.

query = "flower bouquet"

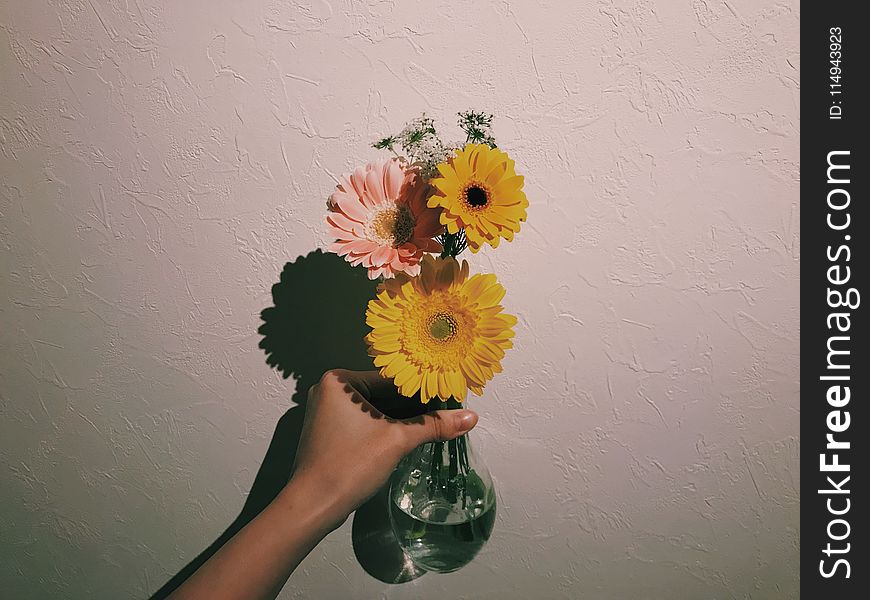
[326,112,528,572]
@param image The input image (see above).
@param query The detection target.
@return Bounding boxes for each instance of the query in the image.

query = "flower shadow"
[149,250,421,598]
[258,249,377,400]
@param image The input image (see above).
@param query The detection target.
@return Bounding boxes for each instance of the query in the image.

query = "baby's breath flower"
[458,110,497,147]
[398,115,438,155]
[414,137,456,179]
[372,136,398,152]
[370,110,496,177]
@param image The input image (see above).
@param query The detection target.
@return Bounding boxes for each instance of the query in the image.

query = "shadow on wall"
[150,250,424,599]
[258,249,378,403]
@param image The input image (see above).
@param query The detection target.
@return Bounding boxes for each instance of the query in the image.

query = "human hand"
[287,369,478,528]
[166,369,475,600]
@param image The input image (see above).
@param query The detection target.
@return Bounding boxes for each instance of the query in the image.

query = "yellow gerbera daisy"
[365,255,517,403]
[427,143,529,252]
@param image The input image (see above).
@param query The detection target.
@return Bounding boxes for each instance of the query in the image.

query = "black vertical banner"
[802,5,867,597]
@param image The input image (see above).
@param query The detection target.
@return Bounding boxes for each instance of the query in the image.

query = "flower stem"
[424,397,472,509]
[439,229,467,258]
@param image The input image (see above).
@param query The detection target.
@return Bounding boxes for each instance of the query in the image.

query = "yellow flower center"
[394,291,478,369]
[428,312,458,342]
[462,182,491,210]
[369,204,416,246]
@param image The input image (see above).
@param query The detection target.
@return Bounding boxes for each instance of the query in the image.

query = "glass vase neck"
[428,397,465,412]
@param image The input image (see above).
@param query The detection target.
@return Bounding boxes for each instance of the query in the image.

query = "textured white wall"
[0,1,799,598]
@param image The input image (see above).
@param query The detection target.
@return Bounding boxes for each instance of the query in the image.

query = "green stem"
[424,397,473,509]
[440,230,467,259]
[447,439,458,503]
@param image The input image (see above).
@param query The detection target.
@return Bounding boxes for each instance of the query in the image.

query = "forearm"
[168,474,347,600]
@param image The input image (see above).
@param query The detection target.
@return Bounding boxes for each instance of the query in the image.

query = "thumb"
[400,409,479,449]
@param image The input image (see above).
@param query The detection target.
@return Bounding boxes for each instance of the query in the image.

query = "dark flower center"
[371,205,416,247]
[466,185,489,208]
[428,312,458,342]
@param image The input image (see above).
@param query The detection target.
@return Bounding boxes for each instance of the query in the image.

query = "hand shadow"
[150,250,421,598]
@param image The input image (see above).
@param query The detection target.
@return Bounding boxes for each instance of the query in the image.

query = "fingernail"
[456,410,478,433]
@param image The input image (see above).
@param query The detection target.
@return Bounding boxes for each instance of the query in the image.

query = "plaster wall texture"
[0,1,799,598]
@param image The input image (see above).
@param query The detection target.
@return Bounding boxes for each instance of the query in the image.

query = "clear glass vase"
[388,409,496,573]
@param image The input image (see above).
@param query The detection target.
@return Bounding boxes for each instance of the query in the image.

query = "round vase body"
[388,433,496,573]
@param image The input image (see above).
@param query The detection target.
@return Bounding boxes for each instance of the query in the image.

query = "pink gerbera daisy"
[327,158,443,279]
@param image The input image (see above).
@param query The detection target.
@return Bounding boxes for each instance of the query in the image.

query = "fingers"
[399,409,478,450]
[320,369,400,402]
[314,370,479,449]
[317,369,426,418]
